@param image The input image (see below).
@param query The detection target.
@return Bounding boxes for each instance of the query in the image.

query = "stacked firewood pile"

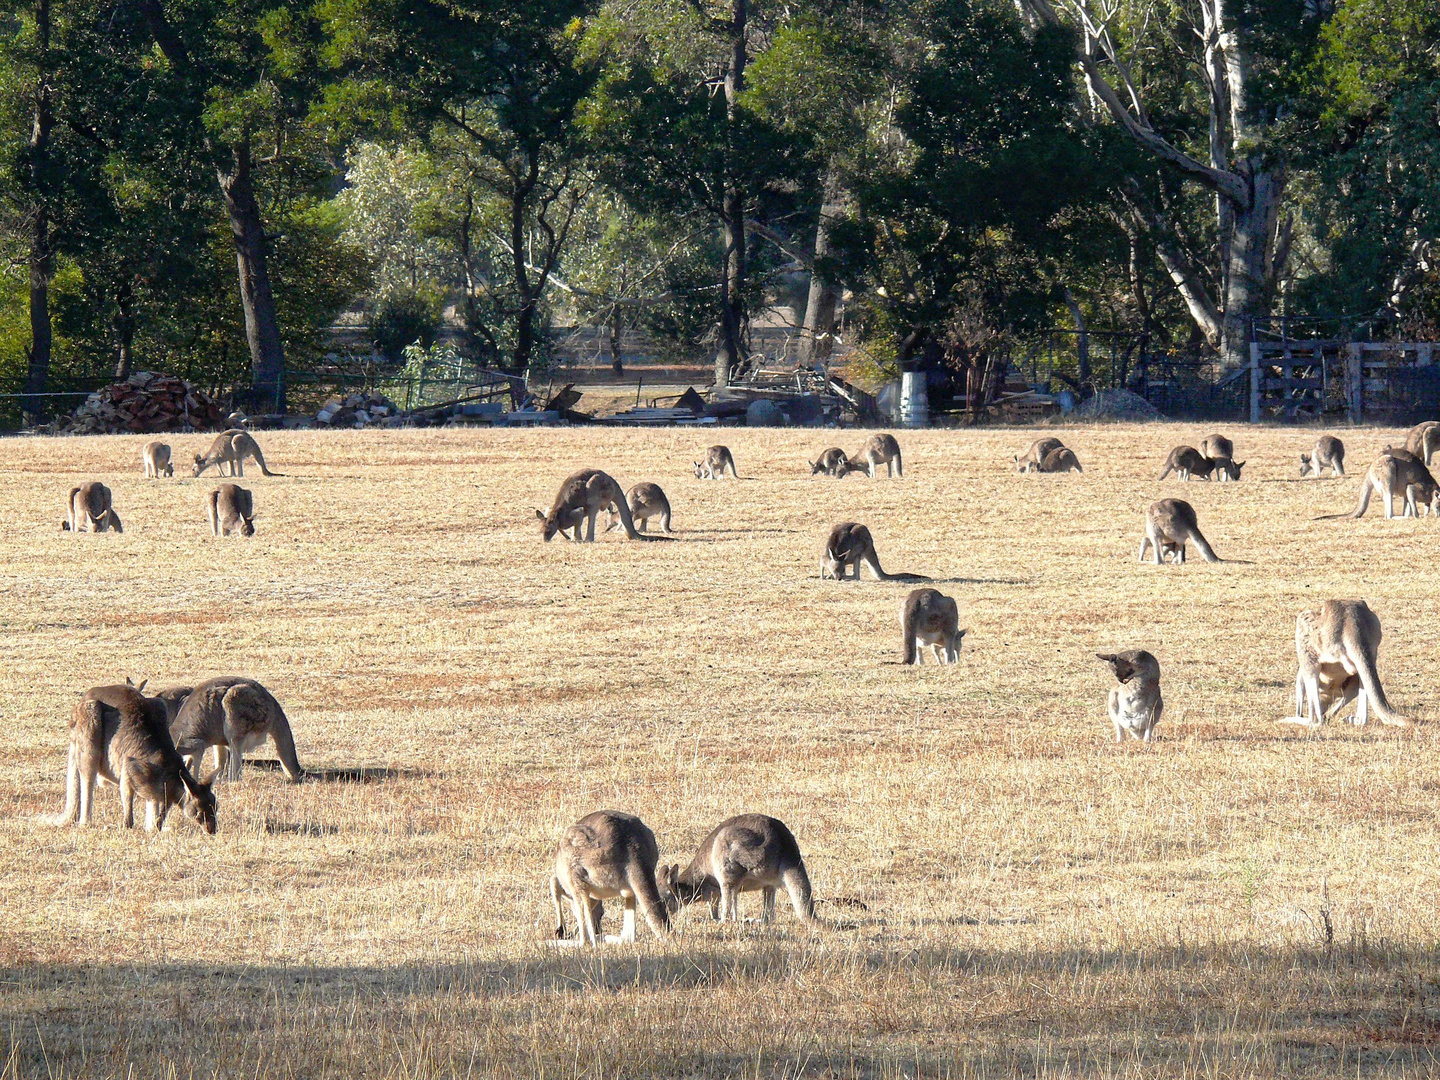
[314,390,403,428]
[58,372,225,435]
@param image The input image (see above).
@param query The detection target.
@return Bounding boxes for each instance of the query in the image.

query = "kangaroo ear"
[1096,653,1117,664]
[1236,461,1246,469]
[533,509,545,521]
[956,628,969,640]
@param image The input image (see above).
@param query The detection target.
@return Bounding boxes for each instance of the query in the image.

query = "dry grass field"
[4,422,1440,1078]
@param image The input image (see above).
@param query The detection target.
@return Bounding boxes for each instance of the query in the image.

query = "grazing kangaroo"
[694,445,739,479]
[62,482,123,533]
[1138,499,1219,564]
[1037,446,1083,474]
[208,483,255,536]
[659,814,815,925]
[811,448,849,476]
[821,522,888,580]
[1200,434,1234,461]
[606,481,672,534]
[151,685,194,724]
[843,433,902,478]
[55,683,217,833]
[1158,446,1242,481]
[1405,421,1440,465]
[537,469,646,542]
[550,810,671,945]
[1300,435,1345,478]
[1280,600,1409,727]
[900,588,967,664]
[1015,437,1065,473]
[169,676,304,782]
[141,441,173,478]
[1097,651,1164,743]
[1326,451,1440,520]
[193,429,278,477]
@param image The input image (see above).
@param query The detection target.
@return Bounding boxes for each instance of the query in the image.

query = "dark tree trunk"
[1220,160,1285,370]
[217,142,286,411]
[21,0,52,424]
[510,180,538,376]
[1064,288,1090,387]
[714,0,748,388]
[799,167,842,366]
[608,322,623,377]
[113,277,135,380]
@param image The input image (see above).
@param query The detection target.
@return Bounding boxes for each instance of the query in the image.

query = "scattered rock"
[314,391,402,428]
[56,372,224,435]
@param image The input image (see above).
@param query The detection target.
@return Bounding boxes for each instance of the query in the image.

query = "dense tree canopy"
[0,0,1433,415]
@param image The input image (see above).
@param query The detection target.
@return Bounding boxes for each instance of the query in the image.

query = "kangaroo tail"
[1157,464,1173,480]
[783,864,816,922]
[252,447,280,476]
[1351,480,1373,518]
[894,449,903,477]
[1347,633,1409,725]
[550,875,567,939]
[1188,526,1219,563]
[614,496,652,541]
[902,607,918,665]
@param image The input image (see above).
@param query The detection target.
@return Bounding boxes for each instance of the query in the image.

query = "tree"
[321,0,597,375]
[827,0,1094,412]
[581,0,810,386]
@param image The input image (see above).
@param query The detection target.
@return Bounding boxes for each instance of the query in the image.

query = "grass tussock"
[2,423,1440,1078]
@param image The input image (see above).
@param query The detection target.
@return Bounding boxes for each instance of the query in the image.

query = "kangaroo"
[1137,499,1219,564]
[811,448,849,477]
[151,685,194,724]
[1280,600,1409,727]
[1097,651,1164,743]
[1037,446,1083,474]
[1327,451,1440,520]
[550,810,671,945]
[659,814,815,925]
[537,469,646,542]
[208,483,255,536]
[169,676,304,782]
[55,683,217,833]
[141,441,173,478]
[694,445,739,479]
[1300,435,1345,478]
[62,482,123,533]
[842,433,902,478]
[821,522,888,580]
[1014,437,1065,473]
[606,482,672,534]
[1200,434,1234,461]
[900,588,967,664]
[193,429,278,478]
[1405,421,1440,465]
[1157,446,1210,481]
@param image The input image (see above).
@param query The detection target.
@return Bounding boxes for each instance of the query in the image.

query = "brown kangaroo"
[537,469,646,541]
[62,482,123,533]
[550,810,671,944]
[193,430,278,477]
[55,683,216,833]
[208,483,255,536]
[660,814,816,925]
[169,676,304,782]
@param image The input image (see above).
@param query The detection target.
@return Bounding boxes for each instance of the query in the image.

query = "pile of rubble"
[59,371,224,435]
[315,390,403,428]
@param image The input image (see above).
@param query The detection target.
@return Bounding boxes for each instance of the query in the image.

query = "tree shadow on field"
[6,943,1438,1077]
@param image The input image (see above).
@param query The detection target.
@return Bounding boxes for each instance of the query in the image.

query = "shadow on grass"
[247,760,432,784]
[4,943,1438,1077]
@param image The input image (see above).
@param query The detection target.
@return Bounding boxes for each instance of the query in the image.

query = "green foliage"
[370,291,442,360]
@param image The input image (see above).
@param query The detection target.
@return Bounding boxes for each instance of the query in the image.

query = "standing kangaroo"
[62,482,123,533]
[1137,499,1219,564]
[169,676,304,782]
[1014,437,1065,473]
[55,683,217,833]
[843,434,902,478]
[537,469,646,541]
[1300,435,1345,478]
[900,588,967,664]
[1336,451,1440,519]
[550,810,671,945]
[659,814,816,925]
[694,445,739,479]
[193,430,278,477]
[606,482,672,534]
[208,483,255,536]
[141,441,173,478]
[1281,600,1409,727]
[1097,651,1164,743]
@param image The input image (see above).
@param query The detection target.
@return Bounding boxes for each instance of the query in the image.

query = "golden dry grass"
[3,422,1440,1078]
